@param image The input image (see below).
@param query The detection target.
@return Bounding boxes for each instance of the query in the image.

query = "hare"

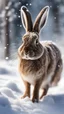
[18,6,63,102]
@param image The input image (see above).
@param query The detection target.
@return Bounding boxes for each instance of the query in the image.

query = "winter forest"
[0,0,64,114]
[0,0,64,59]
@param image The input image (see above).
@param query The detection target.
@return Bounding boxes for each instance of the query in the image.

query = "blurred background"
[0,0,64,60]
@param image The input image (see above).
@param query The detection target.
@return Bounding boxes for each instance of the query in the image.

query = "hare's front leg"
[32,79,42,102]
[21,80,30,98]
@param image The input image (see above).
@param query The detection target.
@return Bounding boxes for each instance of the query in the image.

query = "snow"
[0,60,64,114]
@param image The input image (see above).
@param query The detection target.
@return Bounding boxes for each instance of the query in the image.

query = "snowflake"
[30,3,32,6]
[26,3,28,6]
[5,6,9,10]
[18,15,20,18]
[4,47,7,49]
[5,57,9,60]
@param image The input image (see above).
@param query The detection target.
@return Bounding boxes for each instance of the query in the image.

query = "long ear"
[21,6,33,32]
[33,6,49,33]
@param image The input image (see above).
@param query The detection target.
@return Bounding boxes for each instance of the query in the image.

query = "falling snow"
[5,57,9,60]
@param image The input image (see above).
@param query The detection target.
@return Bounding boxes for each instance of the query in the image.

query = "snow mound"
[6,81,21,93]
[0,93,10,107]
[0,87,16,98]
[0,67,10,75]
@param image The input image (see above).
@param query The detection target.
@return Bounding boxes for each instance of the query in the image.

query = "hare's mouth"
[20,49,44,60]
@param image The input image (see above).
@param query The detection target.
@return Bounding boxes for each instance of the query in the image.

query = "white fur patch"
[21,67,44,85]
[21,70,54,88]
[22,74,36,85]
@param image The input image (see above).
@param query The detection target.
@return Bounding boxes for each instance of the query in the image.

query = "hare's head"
[18,6,49,60]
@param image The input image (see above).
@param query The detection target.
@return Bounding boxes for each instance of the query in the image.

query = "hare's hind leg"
[40,85,49,99]
[21,80,30,99]
[51,59,63,86]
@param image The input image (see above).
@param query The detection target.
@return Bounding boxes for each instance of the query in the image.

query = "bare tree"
[5,0,10,59]
[0,0,10,59]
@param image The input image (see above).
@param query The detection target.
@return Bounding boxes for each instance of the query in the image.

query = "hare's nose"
[25,52,27,55]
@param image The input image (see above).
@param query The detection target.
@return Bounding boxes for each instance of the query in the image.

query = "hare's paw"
[32,97,39,103]
[21,93,30,99]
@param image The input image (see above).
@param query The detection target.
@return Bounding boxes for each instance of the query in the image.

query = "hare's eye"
[36,39,39,45]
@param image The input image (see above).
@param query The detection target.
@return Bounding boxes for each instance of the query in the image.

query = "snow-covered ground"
[0,54,64,114]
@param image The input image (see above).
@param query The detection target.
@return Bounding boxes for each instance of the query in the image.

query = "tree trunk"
[5,0,10,59]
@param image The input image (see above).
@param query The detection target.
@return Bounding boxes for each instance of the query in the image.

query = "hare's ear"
[21,6,33,32]
[33,6,49,33]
